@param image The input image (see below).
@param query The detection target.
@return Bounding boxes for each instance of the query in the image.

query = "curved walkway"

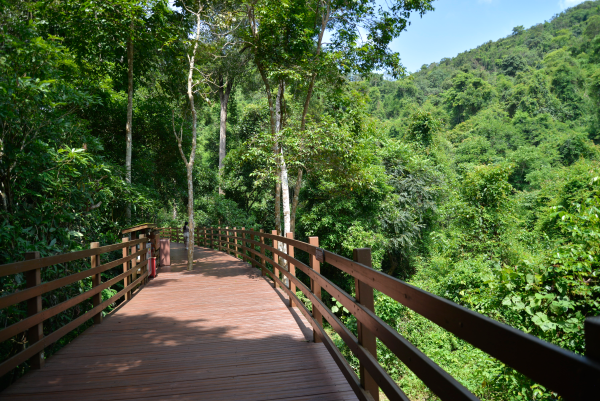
[2,243,357,400]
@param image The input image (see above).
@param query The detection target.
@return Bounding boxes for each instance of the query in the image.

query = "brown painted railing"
[0,234,156,379]
[159,227,183,243]
[194,226,600,401]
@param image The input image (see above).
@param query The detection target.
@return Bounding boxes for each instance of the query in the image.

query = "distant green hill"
[363,1,600,193]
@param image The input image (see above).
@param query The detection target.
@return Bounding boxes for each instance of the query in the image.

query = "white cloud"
[559,0,586,10]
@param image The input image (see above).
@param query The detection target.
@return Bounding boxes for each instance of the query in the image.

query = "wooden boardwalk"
[2,243,357,400]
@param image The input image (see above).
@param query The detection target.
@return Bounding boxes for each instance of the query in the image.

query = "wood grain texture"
[2,243,358,401]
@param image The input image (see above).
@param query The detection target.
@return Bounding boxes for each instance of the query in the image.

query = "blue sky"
[394,0,589,73]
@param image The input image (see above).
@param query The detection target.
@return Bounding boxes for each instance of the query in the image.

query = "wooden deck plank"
[2,243,357,400]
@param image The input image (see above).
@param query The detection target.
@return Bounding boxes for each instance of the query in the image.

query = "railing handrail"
[0,237,146,278]
[192,226,600,401]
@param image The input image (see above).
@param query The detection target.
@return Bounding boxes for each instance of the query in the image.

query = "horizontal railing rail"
[0,238,146,278]
[158,227,182,244]
[191,226,600,401]
[0,233,156,380]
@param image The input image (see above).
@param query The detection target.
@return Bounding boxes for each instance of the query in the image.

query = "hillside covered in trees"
[2,0,600,399]
[350,1,600,399]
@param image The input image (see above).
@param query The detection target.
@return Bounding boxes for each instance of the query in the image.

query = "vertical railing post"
[222,226,226,252]
[139,234,146,285]
[24,251,44,369]
[353,248,379,401]
[239,227,243,259]
[131,233,138,285]
[90,242,102,325]
[586,316,600,362]
[259,229,266,276]
[240,227,246,262]
[235,227,240,259]
[286,232,296,307]
[155,231,161,267]
[233,227,237,257]
[309,237,322,343]
[225,226,230,255]
[122,237,131,300]
[218,227,222,251]
[239,227,245,266]
[236,227,241,262]
[271,230,279,288]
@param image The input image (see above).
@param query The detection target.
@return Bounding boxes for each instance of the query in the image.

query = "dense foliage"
[2,0,600,399]
[346,2,600,399]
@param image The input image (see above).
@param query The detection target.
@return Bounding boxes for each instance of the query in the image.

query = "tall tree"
[125,20,134,221]
[218,77,234,195]
[243,0,435,234]
[173,1,205,270]
[173,0,243,268]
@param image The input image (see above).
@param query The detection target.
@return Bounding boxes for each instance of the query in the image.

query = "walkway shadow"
[1,307,356,400]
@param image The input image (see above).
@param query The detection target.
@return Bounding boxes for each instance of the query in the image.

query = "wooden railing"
[0,234,156,379]
[193,226,600,401]
[159,227,182,243]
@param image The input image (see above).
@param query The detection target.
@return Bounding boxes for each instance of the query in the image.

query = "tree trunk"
[290,168,302,233]
[281,152,290,235]
[254,63,282,235]
[275,80,289,236]
[274,143,281,235]
[280,149,290,277]
[218,77,233,195]
[0,184,6,211]
[174,8,203,271]
[273,80,285,237]
[186,162,194,269]
[275,80,290,280]
[0,178,11,212]
[125,23,133,222]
